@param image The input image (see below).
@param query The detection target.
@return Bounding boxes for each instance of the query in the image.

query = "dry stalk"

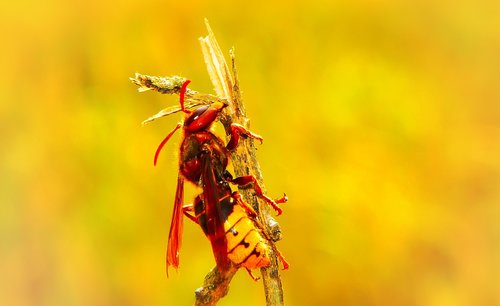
[197,20,285,306]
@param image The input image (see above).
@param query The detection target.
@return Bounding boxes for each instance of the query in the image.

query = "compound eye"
[183,103,224,133]
[184,105,210,129]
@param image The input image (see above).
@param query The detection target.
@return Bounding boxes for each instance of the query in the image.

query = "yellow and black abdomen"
[223,198,271,269]
[195,194,272,269]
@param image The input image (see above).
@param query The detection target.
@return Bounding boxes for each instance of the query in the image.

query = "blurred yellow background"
[2,1,499,305]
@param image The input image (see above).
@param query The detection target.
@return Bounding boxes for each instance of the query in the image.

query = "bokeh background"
[2,1,499,305]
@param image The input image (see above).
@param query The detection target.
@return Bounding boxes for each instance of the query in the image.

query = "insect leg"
[231,191,258,217]
[273,247,289,270]
[245,268,261,281]
[182,204,199,224]
[229,175,287,216]
[226,123,263,151]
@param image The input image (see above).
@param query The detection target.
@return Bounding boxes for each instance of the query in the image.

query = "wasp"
[152,80,288,277]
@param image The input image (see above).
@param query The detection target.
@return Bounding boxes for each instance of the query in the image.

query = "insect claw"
[275,193,288,204]
[275,208,283,216]
[274,248,289,270]
[268,199,283,216]
[245,268,261,281]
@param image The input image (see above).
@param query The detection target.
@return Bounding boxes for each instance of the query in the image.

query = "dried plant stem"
[197,20,285,306]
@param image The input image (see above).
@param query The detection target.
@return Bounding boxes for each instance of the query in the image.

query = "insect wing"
[166,176,185,275]
[201,154,231,271]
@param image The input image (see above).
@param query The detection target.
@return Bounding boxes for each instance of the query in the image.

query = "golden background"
[2,1,499,305]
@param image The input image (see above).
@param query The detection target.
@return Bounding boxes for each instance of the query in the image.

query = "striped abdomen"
[196,194,272,269]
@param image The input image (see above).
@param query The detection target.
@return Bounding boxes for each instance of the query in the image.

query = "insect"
[152,80,288,277]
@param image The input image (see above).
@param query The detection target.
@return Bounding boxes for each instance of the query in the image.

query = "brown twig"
[197,20,285,306]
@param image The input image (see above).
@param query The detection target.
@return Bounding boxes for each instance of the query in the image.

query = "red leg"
[274,248,289,270]
[232,191,258,217]
[229,175,287,216]
[182,204,199,224]
[245,268,261,281]
[275,194,288,204]
[226,123,263,151]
